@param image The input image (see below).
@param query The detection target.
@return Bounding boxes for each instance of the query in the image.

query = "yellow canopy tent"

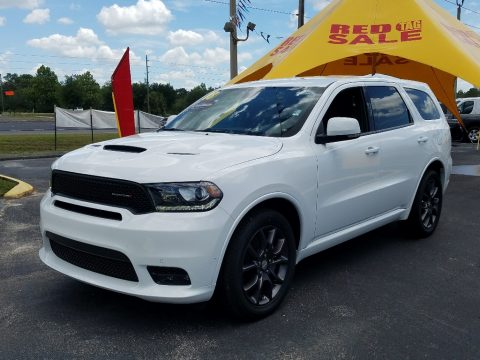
[230,0,480,121]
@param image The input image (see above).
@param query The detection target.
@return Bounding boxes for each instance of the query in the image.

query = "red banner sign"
[111,47,135,137]
[328,20,423,45]
[4,90,14,96]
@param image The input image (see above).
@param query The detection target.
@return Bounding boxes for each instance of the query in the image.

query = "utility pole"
[457,0,465,20]
[298,0,305,28]
[455,1,465,96]
[224,1,255,79]
[229,0,238,79]
[145,54,150,113]
[0,74,4,115]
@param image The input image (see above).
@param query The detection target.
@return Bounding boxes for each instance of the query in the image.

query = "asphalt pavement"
[0,144,479,359]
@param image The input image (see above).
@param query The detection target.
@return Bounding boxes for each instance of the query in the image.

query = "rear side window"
[459,101,474,115]
[365,86,411,131]
[405,88,441,120]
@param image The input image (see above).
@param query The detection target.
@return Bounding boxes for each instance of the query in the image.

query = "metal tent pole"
[90,107,94,144]
[54,104,57,151]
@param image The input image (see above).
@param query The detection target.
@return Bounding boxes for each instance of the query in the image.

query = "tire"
[406,170,443,238]
[467,128,479,143]
[220,209,296,320]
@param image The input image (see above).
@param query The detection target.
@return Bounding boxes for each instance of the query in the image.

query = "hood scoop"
[103,145,146,153]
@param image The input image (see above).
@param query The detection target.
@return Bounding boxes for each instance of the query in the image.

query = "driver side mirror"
[315,117,361,144]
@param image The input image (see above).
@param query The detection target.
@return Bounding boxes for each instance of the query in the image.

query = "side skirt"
[296,208,406,264]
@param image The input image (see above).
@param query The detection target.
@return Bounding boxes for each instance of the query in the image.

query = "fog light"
[147,266,191,285]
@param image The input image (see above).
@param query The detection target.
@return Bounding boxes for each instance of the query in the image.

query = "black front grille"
[51,170,155,214]
[47,231,138,282]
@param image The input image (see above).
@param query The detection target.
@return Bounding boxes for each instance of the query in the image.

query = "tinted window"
[365,86,411,131]
[166,87,325,137]
[405,88,441,120]
[459,101,474,115]
[322,87,368,133]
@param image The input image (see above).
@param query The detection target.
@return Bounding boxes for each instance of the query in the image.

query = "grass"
[0,133,119,157]
[0,177,18,196]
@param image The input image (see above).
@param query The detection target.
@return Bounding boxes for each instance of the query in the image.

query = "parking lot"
[0,144,479,359]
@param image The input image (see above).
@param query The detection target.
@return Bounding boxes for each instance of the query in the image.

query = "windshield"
[165,86,325,137]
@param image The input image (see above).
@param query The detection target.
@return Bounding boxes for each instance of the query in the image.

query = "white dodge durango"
[39,75,452,318]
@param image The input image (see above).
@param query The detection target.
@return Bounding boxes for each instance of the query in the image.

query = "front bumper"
[39,190,233,303]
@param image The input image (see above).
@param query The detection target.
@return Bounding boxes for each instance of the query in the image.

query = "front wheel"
[220,209,296,320]
[468,128,479,143]
[406,170,443,238]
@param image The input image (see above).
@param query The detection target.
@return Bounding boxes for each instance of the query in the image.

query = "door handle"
[417,136,429,144]
[365,146,380,155]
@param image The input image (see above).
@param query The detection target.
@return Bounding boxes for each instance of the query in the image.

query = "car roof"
[226,74,430,91]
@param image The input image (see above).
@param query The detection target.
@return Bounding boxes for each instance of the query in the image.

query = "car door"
[362,85,431,213]
[313,85,384,238]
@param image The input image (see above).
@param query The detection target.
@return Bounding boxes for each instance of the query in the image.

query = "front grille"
[47,231,138,282]
[51,170,155,214]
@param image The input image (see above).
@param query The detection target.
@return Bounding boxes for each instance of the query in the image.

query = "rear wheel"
[220,209,296,320]
[406,170,443,238]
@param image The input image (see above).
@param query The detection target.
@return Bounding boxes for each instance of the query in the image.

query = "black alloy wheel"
[220,209,296,319]
[406,170,443,238]
[242,225,289,306]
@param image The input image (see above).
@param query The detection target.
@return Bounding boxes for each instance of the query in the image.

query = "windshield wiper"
[159,128,185,132]
[197,128,264,136]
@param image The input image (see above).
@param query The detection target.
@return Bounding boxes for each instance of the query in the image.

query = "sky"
[0,0,479,90]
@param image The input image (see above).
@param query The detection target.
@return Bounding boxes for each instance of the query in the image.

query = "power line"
[441,0,480,16]
[203,0,311,18]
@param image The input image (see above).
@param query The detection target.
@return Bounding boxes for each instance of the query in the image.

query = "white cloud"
[0,0,43,9]
[0,16,5,26]
[167,29,223,47]
[23,8,50,24]
[202,47,230,64]
[97,0,172,35]
[27,28,140,63]
[159,46,244,68]
[58,17,73,25]
[160,47,201,65]
[168,30,203,46]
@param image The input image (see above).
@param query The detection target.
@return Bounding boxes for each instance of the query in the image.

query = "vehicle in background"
[456,98,480,142]
[440,103,467,142]
[440,98,480,143]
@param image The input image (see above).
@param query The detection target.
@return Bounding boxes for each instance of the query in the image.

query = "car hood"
[53,131,283,183]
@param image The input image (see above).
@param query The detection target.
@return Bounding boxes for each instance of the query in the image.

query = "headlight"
[145,182,223,212]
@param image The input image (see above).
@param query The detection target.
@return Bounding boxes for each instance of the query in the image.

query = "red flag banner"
[4,90,14,96]
[111,47,135,137]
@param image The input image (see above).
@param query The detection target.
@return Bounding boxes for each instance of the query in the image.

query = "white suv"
[39,75,452,319]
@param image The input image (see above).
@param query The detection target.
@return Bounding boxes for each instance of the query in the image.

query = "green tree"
[150,83,176,114]
[457,87,480,98]
[62,71,101,109]
[100,82,113,111]
[3,73,35,112]
[132,82,147,111]
[148,91,167,115]
[33,65,60,112]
